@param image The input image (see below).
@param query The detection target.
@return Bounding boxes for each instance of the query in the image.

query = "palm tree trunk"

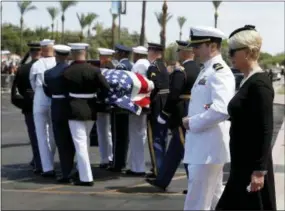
[111,15,116,48]
[214,10,218,28]
[20,16,23,57]
[61,14,65,43]
[161,0,167,59]
[51,23,54,39]
[139,1,146,46]
[179,30,182,40]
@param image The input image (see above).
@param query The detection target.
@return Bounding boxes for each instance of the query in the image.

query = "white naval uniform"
[96,113,113,164]
[30,57,56,172]
[183,54,235,210]
[127,58,150,172]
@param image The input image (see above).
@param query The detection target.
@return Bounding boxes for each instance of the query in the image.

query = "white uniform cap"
[1,50,11,55]
[68,43,89,50]
[97,48,115,55]
[132,46,148,55]
[40,39,55,46]
[53,44,71,54]
[189,26,226,44]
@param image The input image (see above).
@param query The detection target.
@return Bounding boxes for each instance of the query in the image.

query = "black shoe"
[57,176,72,184]
[145,178,166,191]
[106,166,122,173]
[33,169,42,175]
[73,180,94,186]
[125,169,145,176]
[29,160,35,167]
[99,163,110,169]
[145,172,156,179]
[41,170,56,178]
[70,171,79,180]
[183,189,188,194]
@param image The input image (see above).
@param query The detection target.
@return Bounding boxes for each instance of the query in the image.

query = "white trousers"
[96,113,113,164]
[33,107,56,172]
[184,164,224,210]
[68,120,93,182]
[127,114,147,172]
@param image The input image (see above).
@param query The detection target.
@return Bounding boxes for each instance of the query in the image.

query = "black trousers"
[111,111,129,170]
[24,112,42,170]
[52,119,75,177]
[89,122,98,147]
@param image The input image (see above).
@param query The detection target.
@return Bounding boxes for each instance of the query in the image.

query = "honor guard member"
[146,40,200,192]
[96,48,115,169]
[146,42,169,178]
[108,44,133,172]
[11,41,43,173]
[182,26,235,210]
[43,44,75,183]
[29,39,57,177]
[88,59,100,147]
[63,43,110,186]
[125,46,150,176]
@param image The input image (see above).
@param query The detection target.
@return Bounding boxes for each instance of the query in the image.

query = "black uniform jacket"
[146,58,169,120]
[63,60,110,121]
[160,60,200,129]
[11,59,38,114]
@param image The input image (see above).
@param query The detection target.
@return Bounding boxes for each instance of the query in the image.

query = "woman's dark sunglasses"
[229,47,248,57]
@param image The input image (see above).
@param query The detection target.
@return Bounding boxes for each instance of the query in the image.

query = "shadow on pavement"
[1,142,30,149]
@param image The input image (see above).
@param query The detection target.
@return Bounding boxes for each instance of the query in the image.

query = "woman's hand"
[182,117,190,130]
[250,171,265,192]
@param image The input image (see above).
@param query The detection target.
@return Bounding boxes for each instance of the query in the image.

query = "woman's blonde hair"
[228,29,262,60]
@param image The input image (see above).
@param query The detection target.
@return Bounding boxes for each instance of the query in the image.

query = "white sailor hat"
[132,46,148,55]
[40,39,55,46]
[97,48,115,56]
[189,26,226,46]
[1,50,11,55]
[68,43,89,50]
[53,44,71,55]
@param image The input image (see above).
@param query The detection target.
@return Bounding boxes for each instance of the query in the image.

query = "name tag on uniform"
[198,77,207,85]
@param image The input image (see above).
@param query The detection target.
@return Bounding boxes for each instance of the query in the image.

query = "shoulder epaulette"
[213,63,223,71]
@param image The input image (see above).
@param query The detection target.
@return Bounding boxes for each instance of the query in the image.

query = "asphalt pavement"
[1,92,284,210]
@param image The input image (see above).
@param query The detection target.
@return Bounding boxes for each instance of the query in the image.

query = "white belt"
[69,93,97,98]
[52,94,65,99]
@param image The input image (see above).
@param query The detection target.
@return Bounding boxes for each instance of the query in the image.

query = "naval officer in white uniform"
[125,46,150,176]
[30,39,57,177]
[182,26,235,210]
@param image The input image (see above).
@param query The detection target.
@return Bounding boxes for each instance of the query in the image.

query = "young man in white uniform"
[29,39,57,177]
[182,26,235,210]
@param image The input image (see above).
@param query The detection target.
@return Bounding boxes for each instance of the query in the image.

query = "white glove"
[157,115,166,124]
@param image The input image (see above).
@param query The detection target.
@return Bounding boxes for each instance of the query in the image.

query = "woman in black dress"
[215,25,277,210]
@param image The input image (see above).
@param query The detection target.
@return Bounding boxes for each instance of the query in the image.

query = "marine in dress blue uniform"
[43,45,75,183]
[108,44,133,172]
[11,42,43,173]
[146,40,200,191]
[145,43,169,178]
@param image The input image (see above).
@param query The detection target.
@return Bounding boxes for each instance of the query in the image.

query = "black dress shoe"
[29,160,35,167]
[125,169,145,176]
[145,172,156,179]
[33,169,42,175]
[106,166,122,173]
[183,189,188,194]
[57,177,72,184]
[145,178,166,191]
[99,163,109,169]
[73,180,94,186]
[70,171,79,180]
[41,170,56,178]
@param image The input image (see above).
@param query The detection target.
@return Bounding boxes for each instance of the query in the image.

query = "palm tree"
[212,1,222,28]
[85,13,98,39]
[17,1,37,56]
[139,1,146,46]
[76,13,88,41]
[59,1,77,43]
[177,16,187,40]
[155,10,172,48]
[46,7,59,39]
[111,13,118,48]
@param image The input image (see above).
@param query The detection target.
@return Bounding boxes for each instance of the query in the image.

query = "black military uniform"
[146,40,200,190]
[43,45,75,183]
[63,44,110,186]
[146,43,169,178]
[108,44,133,172]
[11,42,42,173]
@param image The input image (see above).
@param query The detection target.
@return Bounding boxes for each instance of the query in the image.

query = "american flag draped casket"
[98,69,154,115]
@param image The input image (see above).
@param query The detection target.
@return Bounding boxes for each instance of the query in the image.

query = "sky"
[1,0,285,55]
